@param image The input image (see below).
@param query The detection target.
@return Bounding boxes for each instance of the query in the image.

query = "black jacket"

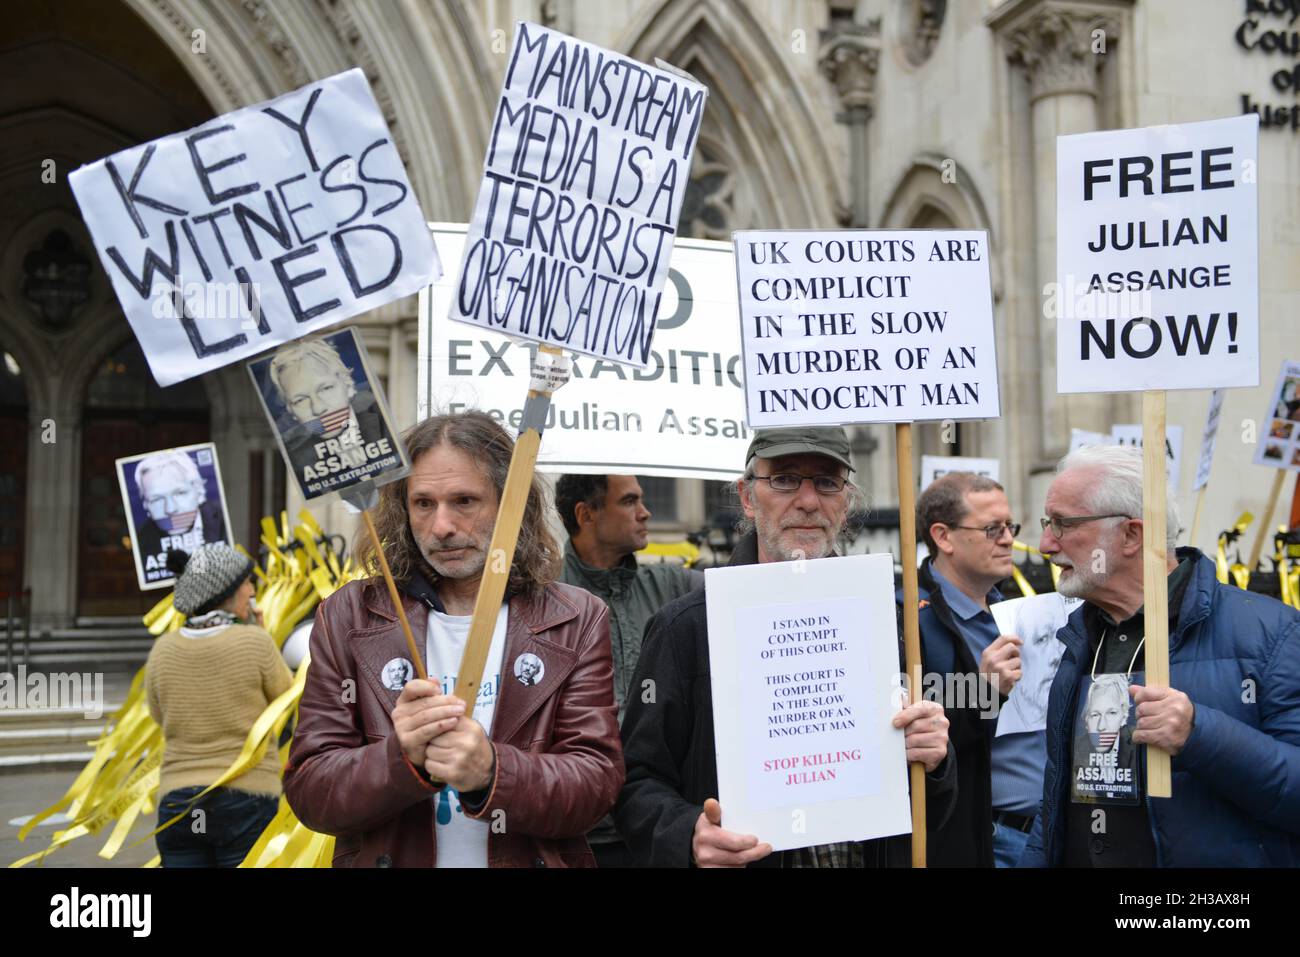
[615,533,958,867]
[895,560,1003,867]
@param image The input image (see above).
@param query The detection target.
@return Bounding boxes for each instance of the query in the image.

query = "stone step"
[0,725,109,755]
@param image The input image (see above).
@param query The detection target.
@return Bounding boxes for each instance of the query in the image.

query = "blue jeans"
[156,787,279,868]
[992,818,1033,868]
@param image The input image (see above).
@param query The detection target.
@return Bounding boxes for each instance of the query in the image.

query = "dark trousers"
[591,840,632,869]
[156,786,279,868]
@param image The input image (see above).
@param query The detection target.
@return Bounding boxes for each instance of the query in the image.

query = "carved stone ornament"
[22,230,92,330]
[900,0,947,67]
[819,21,883,115]
[1003,5,1120,101]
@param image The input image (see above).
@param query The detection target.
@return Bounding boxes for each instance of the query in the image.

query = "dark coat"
[615,532,958,867]
[894,559,1001,867]
[1021,548,1300,867]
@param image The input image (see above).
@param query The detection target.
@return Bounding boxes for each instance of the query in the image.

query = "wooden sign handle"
[1247,469,1287,572]
[453,346,563,718]
[895,422,926,867]
[362,509,428,681]
[1142,390,1172,799]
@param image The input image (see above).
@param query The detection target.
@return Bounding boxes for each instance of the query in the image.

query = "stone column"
[991,0,1132,461]
[25,396,80,627]
[818,20,881,228]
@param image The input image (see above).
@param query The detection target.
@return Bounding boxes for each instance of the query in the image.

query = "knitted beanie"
[167,544,254,616]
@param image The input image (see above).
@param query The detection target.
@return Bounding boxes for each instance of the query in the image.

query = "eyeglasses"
[1039,514,1131,537]
[753,473,847,495]
[948,522,1021,540]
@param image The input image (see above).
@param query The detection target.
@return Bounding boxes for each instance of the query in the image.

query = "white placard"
[990,593,1079,737]
[70,69,439,387]
[1194,389,1226,491]
[1056,115,1259,393]
[421,225,747,480]
[448,22,706,366]
[705,554,910,852]
[1253,360,1300,472]
[1110,424,1184,489]
[734,229,1000,428]
[919,455,1001,489]
[1069,428,1112,451]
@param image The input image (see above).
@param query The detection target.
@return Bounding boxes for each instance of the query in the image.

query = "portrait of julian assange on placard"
[116,443,234,590]
[248,327,408,500]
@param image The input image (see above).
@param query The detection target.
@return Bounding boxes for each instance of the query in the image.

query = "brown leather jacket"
[283,577,624,867]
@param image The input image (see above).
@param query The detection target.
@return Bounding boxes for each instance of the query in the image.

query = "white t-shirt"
[425,604,509,868]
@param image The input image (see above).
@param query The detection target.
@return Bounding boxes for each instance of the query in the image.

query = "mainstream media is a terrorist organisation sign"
[1056,114,1259,393]
[449,22,706,366]
[421,225,748,480]
[69,69,438,386]
[734,229,1000,428]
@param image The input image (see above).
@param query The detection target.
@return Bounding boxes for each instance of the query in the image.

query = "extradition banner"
[1056,115,1259,393]
[116,443,235,590]
[448,22,706,367]
[705,554,911,852]
[421,224,747,480]
[70,68,439,386]
[733,229,1000,429]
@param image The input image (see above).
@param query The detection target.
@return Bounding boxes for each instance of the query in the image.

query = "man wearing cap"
[615,427,956,867]
[555,473,702,867]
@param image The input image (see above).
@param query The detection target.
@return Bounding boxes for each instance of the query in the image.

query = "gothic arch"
[123,0,495,220]
[621,0,841,232]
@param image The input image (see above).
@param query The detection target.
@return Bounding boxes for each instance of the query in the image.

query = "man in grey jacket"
[556,473,701,867]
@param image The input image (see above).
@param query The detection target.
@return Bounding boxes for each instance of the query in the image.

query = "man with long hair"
[284,411,624,867]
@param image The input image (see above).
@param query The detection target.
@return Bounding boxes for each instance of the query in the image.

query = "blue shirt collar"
[928,560,1002,621]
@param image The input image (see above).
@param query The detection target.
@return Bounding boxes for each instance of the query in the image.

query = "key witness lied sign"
[1056,115,1259,393]
[70,69,439,387]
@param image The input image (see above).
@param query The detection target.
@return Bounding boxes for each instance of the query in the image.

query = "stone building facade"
[2,0,1297,624]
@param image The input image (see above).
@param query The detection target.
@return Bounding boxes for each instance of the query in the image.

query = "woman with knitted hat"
[145,543,293,867]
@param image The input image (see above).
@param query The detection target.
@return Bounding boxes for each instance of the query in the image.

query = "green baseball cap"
[745,427,855,472]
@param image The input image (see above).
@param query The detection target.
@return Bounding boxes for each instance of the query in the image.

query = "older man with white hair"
[1020,445,1300,867]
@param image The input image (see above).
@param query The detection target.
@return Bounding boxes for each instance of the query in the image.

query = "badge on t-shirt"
[513,653,544,687]
[1070,672,1141,805]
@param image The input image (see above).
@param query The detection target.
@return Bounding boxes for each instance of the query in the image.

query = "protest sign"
[1253,361,1300,473]
[116,443,234,590]
[919,455,1000,489]
[70,69,439,387]
[1069,428,1111,451]
[421,225,746,479]
[1194,389,1227,492]
[991,593,1079,737]
[705,554,911,852]
[1056,115,1259,393]
[1111,424,1183,488]
[248,327,409,500]
[734,229,999,429]
[448,22,706,366]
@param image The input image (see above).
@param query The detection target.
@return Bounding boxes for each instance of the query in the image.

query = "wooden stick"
[894,422,926,868]
[362,509,427,680]
[454,346,562,718]
[1188,486,1207,548]
[1247,469,1287,572]
[1142,390,1172,799]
